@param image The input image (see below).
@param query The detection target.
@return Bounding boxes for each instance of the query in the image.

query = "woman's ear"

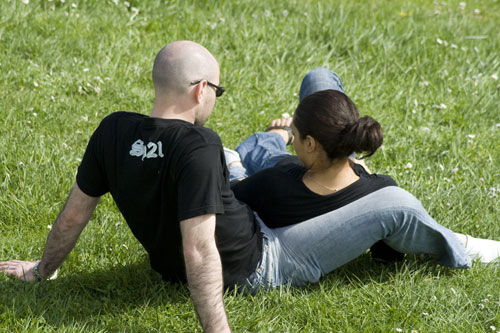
[305,135,316,153]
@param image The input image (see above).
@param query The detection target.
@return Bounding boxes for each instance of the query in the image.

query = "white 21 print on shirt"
[129,139,165,160]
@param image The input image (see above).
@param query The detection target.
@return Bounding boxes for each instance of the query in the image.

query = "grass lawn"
[1,0,499,331]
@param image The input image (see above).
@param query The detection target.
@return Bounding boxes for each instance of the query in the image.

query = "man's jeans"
[230,68,470,291]
[229,132,290,181]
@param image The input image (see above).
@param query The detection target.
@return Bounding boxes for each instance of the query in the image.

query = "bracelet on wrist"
[32,261,58,282]
[32,261,44,282]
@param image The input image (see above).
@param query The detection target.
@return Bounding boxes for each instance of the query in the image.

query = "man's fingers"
[0,262,18,278]
[0,260,24,268]
[0,261,14,272]
[0,260,38,281]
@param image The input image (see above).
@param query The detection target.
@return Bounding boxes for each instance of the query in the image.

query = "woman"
[233,90,396,229]
[226,80,500,275]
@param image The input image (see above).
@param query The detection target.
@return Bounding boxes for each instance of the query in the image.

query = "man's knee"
[299,67,345,101]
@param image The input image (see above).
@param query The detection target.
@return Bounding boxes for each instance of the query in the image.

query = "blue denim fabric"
[299,67,345,101]
[243,187,470,291]
[229,132,290,182]
[227,164,248,181]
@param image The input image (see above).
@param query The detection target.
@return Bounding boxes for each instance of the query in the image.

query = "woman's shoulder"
[232,157,306,194]
[231,157,306,207]
[353,163,398,187]
[252,158,306,183]
[274,156,307,175]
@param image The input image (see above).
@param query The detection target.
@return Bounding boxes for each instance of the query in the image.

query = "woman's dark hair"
[293,89,383,160]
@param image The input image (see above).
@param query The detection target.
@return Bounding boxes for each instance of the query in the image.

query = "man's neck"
[151,102,195,124]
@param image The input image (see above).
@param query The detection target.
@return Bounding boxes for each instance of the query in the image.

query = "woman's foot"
[455,233,500,263]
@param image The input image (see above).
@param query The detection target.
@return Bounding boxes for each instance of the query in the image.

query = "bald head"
[152,41,219,98]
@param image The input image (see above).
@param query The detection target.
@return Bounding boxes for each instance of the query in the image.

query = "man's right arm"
[180,214,231,333]
[0,183,99,281]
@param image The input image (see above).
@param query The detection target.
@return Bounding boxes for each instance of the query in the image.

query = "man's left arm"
[0,183,100,281]
[180,214,231,333]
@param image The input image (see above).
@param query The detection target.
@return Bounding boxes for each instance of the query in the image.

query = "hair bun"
[350,116,383,158]
[293,90,383,160]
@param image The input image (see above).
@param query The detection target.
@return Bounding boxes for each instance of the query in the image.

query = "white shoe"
[465,236,500,263]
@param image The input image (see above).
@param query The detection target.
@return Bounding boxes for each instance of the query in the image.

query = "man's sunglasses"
[190,80,225,97]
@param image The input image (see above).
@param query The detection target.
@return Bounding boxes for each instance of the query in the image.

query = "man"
[1,41,238,332]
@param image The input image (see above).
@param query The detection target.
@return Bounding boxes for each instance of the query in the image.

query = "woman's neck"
[303,157,360,195]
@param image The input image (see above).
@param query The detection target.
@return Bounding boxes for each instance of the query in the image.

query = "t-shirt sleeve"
[231,171,267,213]
[176,144,225,221]
[353,163,398,187]
[352,162,369,176]
[76,124,109,197]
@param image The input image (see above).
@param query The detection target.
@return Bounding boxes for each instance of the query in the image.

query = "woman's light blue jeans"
[244,186,470,292]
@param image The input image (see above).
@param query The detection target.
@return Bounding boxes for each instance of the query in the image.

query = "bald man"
[0,41,244,332]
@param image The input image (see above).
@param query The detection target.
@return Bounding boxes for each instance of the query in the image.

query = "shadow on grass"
[0,259,191,328]
[0,253,462,329]
[301,252,460,294]
[244,252,461,299]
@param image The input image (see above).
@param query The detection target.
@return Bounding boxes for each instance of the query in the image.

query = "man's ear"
[305,135,316,153]
[193,80,207,104]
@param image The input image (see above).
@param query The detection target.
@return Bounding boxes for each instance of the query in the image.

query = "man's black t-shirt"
[232,156,397,228]
[76,112,262,289]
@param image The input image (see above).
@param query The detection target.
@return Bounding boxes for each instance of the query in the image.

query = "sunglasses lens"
[215,87,224,97]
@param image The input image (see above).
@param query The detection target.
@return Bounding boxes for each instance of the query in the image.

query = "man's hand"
[0,183,99,282]
[181,214,231,333]
[0,260,38,281]
[269,117,292,128]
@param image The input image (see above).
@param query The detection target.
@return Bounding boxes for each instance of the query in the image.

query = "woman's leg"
[262,186,471,287]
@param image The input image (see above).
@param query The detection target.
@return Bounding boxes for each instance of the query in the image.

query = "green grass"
[1,0,499,331]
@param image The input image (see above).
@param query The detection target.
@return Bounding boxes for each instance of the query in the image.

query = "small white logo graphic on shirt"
[129,139,164,160]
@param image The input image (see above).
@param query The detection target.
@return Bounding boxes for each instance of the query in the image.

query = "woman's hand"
[269,117,292,128]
